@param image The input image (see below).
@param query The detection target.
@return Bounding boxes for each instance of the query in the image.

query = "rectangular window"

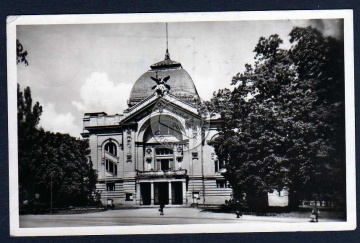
[156,159,160,170]
[106,183,115,191]
[192,152,198,159]
[109,162,114,173]
[154,158,173,171]
[161,159,170,171]
[156,148,173,156]
[219,160,225,169]
[146,158,152,170]
[106,159,117,176]
[169,159,174,170]
[216,180,226,188]
[215,160,219,172]
[125,193,133,201]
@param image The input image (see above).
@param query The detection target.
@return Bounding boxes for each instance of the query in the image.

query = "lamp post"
[50,174,53,214]
[192,158,195,204]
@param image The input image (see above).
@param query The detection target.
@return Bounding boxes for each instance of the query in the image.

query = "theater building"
[82,50,233,206]
[82,48,289,207]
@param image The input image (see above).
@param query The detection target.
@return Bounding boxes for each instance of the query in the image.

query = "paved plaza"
[19,207,342,228]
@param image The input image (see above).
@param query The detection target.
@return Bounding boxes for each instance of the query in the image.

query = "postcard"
[7,10,355,236]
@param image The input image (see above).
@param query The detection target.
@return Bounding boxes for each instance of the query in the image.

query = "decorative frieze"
[126,129,132,162]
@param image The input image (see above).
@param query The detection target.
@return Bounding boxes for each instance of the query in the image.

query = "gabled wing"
[151,77,160,84]
[163,76,170,83]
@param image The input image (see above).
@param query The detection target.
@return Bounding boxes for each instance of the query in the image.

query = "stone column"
[97,145,103,178]
[137,144,144,171]
[136,182,140,205]
[150,181,154,205]
[182,180,187,205]
[168,181,172,205]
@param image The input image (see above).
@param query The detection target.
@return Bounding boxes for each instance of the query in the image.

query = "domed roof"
[128,50,199,106]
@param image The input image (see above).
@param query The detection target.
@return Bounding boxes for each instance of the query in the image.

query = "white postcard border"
[7,10,356,236]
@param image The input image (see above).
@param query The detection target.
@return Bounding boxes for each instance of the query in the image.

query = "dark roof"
[84,112,108,116]
[150,59,182,69]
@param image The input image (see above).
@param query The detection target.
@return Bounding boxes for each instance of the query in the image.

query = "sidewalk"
[19,207,343,228]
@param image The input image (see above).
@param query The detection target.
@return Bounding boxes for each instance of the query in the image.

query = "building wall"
[96,180,124,205]
[268,189,289,207]
[203,179,232,204]
[84,108,288,207]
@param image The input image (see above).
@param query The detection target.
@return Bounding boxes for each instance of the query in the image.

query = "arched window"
[143,117,184,143]
[105,141,117,156]
[104,141,118,176]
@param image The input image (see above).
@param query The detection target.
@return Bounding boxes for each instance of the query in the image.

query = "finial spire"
[165,23,170,60]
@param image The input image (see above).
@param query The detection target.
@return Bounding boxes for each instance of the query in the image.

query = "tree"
[17,39,29,66]
[18,84,43,202]
[18,85,99,207]
[208,27,345,211]
[286,27,345,208]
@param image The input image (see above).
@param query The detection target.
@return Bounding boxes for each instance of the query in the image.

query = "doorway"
[154,183,169,205]
[140,183,151,205]
[172,182,183,205]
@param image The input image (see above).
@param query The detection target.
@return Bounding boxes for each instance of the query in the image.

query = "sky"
[16,19,343,137]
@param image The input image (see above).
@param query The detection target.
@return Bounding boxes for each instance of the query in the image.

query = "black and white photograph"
[7,11,355,236]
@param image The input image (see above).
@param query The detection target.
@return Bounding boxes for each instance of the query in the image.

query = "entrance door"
[154,183,169,205]
[172,182,183,205]
[140,183,151,205]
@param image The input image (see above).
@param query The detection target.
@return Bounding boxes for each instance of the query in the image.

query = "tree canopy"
[17,39,29,66]
[18,84,99,207]
[208,27,345,211]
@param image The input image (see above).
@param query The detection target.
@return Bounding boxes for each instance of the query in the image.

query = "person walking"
[159,203,165,216]
[235,200,242,218]
[310,204,320,222]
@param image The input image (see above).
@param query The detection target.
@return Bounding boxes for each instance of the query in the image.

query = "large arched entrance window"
[141,115,185,171]
[139,116,186,206]
[143,115,184,143]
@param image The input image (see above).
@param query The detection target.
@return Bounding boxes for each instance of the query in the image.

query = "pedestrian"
[235,200,242,218]
[310,203,320,222]
[159,202,165,215]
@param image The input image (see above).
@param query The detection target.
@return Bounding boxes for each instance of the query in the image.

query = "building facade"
[82,51,232,206]
[82,50,289,207]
